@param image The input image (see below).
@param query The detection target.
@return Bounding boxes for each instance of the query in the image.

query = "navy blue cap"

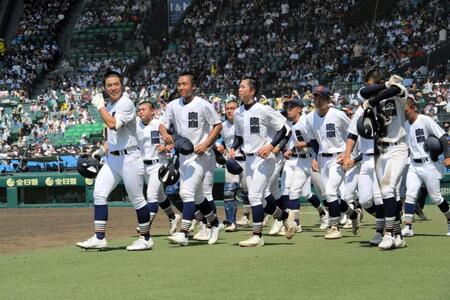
[312,85,331,97]
[285,99,304,108]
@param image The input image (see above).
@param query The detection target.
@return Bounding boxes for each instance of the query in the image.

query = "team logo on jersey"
[326,123,336,138]
[188,112,198,128]
[151,131,160,144]
[295,130,304,141]
[250,117,260,134]
[415,128,425,143]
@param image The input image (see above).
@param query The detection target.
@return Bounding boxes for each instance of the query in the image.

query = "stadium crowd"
[74,0,150,31]
[0,0,75,96]
[0,0,449,170]
[137,0,448,95]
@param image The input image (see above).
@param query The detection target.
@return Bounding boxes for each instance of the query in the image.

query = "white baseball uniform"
[346,106,382,208]
[136,118,167,204]
[93,95,146,210]
[221,119,247,189]
[266,121,288,200]
[405,114,445,206]
[234,102,286,207]
[305,107,350,203]
[161,96,221,204]
[374,91,409,200]
[284,114,315,200]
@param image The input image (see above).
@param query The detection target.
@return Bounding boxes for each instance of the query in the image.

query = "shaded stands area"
[0,0,76,97]
[0,155,78,173]
[47,0,151,90]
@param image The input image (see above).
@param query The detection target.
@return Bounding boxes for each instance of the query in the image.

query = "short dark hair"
[242,76,259,97]
[179,71,197,85]
[365,69,383,83]
[103,70,123,86]
[225,99,238,107]
[138,100,154,109]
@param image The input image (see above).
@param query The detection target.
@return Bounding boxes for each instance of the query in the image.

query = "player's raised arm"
[92,71,129,130]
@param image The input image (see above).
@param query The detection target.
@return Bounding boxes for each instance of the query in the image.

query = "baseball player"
[230,77,296,247]
[305,85,360,239]
[360,75,409,250]
[343,71,385,245]
[192,125,227,240]
[136,101,182,235]
[160,71,223,246]
[267,119,292,235]
[217,99,246,232]
[402,95,450,237]
[76,70,152,251]
[276,99,328,235]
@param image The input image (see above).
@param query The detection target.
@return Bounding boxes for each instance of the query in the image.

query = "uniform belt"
[143,159,159,165]
[319,152,341,157]
[109,147,138,156]
[245,153,257,156]
[364,153,375,156]
[235,156,245,161]
[293,153,311,158]
[413,157,429,163]
[377,141,399,147]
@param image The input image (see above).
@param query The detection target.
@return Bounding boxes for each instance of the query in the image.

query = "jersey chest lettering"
[151,130,160,144]
[188,112,198,128]
[415,128,425,143]
[326,123,336,138]
[295,129,304,141]
[249,117,260,134]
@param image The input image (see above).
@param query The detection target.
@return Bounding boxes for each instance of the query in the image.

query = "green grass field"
[1,206,449,300]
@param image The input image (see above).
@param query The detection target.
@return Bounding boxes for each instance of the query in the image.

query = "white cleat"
[76,235,107,250]
[324,226,342,239]
[339,213,348,226]
[401,226,414,237]
[218,222,225,231]
[188,219,198,234]
[296,223,303,233]
[278,225,286,236]
[193,222,211,241]
[283,210,297,239]
[446,231,450,237]
[319,211,329,230]
[168,232,189,246]
[369,232,383,246]
[169,214,182,235]
[394,235,406,249]
[351,209,361,235]
[126,237,153,251]
[208,226,221,245]
[236,216,251,227]
[378,233,395,250]
[225,223,237,232]
[239,235,264,247]
[263,215,272,227]
[268,220,283,235]
[342,218,353,229]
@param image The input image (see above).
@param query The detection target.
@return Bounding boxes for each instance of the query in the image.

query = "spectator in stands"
[79,134,88,147]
